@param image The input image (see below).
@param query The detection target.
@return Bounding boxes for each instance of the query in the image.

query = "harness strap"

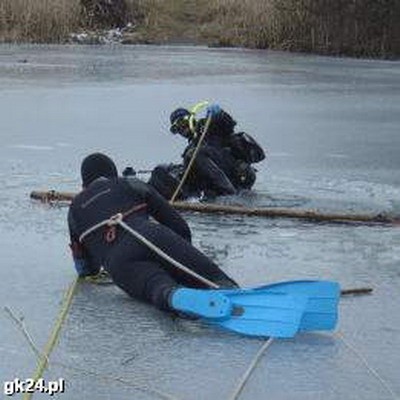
[79,203,147,243]
[78,207,218,289]
[122,202,147,219]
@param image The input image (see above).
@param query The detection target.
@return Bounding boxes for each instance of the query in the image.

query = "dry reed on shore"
[0,0,82,42]
[203,0,400,57]
[0,0,399,58]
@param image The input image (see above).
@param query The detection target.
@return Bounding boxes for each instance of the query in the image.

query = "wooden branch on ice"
[30,190,397,225]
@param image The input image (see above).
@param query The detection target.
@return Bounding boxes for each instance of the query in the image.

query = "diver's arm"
[125,178,192,242]
[68,207,101,276]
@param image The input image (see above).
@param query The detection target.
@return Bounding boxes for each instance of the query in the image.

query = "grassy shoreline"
[0,0,399,59]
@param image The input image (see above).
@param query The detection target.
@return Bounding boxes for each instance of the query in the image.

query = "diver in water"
[68,153,238,313]
[148,103,266,200]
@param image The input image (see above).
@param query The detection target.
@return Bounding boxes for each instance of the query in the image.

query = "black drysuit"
[68,176,237,311]
[180,111,257,197]
[183,135,242,197]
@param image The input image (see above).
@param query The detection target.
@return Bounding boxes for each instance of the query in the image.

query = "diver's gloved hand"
[72,258,94,277]
[73,258,85,275]
[169,287,232,319]
[206,103,222,118]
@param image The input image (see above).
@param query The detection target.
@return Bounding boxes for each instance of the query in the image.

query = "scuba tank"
[228,132,265,164]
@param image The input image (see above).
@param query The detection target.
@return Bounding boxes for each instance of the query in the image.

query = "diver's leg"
[136,223,239,289]
[107,257,178,311]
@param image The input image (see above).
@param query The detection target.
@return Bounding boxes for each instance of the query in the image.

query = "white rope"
[79,216,117,242]
[336,331,399,400]
[228,338,274,400]
[79,212,219,288]
[118,219,219,288]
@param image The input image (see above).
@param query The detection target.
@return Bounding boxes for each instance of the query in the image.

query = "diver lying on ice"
[69,153,339,338]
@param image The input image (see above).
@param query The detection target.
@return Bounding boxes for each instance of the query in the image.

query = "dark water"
[0,45,399,399]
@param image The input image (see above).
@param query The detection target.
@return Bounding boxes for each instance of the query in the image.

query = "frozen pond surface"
[0,44,399,399]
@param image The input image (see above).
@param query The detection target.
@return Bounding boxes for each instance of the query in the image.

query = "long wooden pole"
[30,190,397,224]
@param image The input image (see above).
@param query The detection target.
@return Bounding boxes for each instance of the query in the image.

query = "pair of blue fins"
[171,280,340,338]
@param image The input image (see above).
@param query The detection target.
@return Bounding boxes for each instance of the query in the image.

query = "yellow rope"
[170,114,212,203]
[6,286,178,400]
[23,277,79,400]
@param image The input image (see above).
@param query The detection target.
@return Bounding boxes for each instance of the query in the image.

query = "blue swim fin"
[210,288,307,338]
[248,281,340,332]
[171,286,307,338]
[171,288,232,320]
[171,280,339,338]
